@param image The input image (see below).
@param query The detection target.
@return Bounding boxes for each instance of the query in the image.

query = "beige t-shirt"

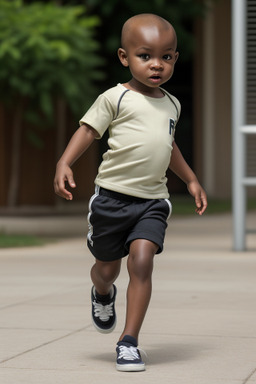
[79,83,181,199]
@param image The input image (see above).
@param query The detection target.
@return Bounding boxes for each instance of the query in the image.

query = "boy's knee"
[92,260,121,284]
[128,252,154,282]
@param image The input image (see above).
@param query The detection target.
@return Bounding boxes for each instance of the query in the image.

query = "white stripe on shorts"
[87,186,100,247]
[164,199,172,220]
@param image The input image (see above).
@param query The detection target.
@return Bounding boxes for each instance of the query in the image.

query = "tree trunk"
[7,100,24,207]
[55,98,67,208]
[0,103,6,205]
[56,98,67,162]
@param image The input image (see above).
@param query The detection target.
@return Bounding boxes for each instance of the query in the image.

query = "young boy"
[54,13,207,372]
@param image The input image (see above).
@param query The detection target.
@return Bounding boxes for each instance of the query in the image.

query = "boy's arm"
[169,141,207,215]
[54,124,98,201]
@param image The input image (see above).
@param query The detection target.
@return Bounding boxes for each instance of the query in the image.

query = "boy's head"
[121,14,177,52]
[118,14,179,95]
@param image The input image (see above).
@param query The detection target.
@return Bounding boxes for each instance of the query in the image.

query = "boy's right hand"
[54,162,76,201]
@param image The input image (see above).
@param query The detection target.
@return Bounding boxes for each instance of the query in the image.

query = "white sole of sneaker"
[116,363,145,372]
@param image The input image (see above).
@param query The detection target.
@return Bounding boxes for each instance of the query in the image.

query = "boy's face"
[118,22,179,95]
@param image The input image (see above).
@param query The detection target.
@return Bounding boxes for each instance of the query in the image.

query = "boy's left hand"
[187,180,207,216]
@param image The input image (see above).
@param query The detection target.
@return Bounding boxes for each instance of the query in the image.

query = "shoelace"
[93,301,113,321]
[117,345,140,361]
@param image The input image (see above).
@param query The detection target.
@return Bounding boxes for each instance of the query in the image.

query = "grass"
[0,233,49,248]
[171,196,256,215]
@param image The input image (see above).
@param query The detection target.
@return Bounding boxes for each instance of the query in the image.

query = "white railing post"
[232,0,247,251]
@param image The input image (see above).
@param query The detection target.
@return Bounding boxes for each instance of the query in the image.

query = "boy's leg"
[91,258,122,295]
[90,258,121,334]
[116,238,157,371]
[119,238,158,342]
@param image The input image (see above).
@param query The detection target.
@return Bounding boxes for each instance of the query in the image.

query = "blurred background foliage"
[0,0,103,122]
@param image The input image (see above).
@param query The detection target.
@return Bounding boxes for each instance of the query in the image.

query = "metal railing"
[233,125,256,251]
[232,0,256,251]
[241,126,256,187]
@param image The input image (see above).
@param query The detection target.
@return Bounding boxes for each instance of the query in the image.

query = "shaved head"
[121,14,177,51]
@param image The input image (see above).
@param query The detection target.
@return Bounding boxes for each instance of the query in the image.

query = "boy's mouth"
[150,75,162,83]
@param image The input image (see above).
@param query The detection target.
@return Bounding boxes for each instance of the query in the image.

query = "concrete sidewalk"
[0,213,256,384]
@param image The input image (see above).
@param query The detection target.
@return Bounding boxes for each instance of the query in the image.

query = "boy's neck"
[122,80,165,98]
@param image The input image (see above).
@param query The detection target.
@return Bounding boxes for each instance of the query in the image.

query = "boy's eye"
[139,54,150,60]
[163,54,172,60]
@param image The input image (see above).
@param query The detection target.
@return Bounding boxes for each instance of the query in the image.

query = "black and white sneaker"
[91,284,117,333]
[116,335,145,372]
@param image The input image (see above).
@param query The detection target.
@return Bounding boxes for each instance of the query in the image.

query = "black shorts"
[87,187,172,261]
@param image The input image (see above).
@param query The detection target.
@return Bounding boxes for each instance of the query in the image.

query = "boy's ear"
[118,48,129,67]
[174,51,179,63]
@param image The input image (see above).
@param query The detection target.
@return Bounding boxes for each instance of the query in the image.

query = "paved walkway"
[0,212,256,384]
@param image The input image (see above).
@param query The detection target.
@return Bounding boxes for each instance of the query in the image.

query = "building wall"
[0,106,98,208]
[194,0,232,198]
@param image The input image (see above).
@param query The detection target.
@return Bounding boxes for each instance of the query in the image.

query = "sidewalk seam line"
[0,326,88,365]
[243,366,256,384]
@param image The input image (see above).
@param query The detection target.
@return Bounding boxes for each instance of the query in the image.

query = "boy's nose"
[150,59,163,70]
